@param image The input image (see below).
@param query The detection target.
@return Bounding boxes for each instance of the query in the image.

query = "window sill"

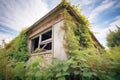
[31,50,52,56]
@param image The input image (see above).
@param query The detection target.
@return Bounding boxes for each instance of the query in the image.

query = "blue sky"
[0,0,120,48]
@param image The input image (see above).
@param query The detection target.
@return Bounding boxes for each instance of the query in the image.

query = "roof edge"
[26,1,104,49]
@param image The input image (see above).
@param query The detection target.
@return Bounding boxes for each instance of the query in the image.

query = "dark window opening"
[40,44,45,48]
[31,29,52,53]
[40,42,52,51]
[32,37,39,51]
[41,30,52,41]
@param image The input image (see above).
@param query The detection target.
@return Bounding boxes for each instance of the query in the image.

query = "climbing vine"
[62,2,95,57]
[0,0,120,80]
[5,29,29,62]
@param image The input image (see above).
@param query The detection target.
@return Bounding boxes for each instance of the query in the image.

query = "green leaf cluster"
[5,29,29,62]
[0,1,120,80]
[107,26,120,47]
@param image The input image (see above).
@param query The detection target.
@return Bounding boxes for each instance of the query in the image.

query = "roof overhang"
[26,2,104,48]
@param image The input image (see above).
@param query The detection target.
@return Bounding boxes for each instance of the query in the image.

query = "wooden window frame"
[30,28,53,54]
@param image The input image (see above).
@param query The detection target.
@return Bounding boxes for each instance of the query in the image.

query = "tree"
[107,26,120,47]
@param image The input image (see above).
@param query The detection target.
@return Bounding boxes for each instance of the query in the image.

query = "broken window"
[31,37,39,52]
[41,30,52,41]
[40,42,52,51]
[31,29,52,53]
[40,30,52,52]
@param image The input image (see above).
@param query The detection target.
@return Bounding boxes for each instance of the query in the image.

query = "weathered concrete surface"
[53,20,67,60]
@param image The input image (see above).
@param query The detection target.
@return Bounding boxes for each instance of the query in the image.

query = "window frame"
[30,28,53,54]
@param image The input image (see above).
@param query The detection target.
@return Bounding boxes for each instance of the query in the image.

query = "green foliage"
[63,11,80,57]
[34,48,42,53]
[63,6,95,59]
[13,62,26,80]
[26,57,44,80]
[6,29,29,62]
[75,24,93,48]
[0,49,15,80]
[0,29,30,80]
[101,46,120,80]
[61,2,120,80]
[0,50,119,80]
[0,1,120,80]
[60,0,90,26]
[107,26,120,47]
[45,58,69,80]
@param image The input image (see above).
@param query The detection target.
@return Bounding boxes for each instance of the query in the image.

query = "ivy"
[5,29,29,62]
[63,10,80,57]
[0,1,120,80]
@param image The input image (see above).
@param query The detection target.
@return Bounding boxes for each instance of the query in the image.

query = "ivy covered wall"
[5,29,29,62]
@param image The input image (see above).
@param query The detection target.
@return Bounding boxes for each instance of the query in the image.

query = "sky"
[0,0,120,48]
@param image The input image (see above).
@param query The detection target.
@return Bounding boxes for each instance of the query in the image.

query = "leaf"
[35,71,42,78]
[63,65,68,72]
[83,72,93,78]
[58,77,66,80]
[74,71,80,75]
[63,72,69,76]
[56,73,62,77]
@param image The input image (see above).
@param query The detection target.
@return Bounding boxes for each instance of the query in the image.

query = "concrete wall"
[28,11,67,63]
[28,12,64,39]
[28,20,67,63]
[53,20,67,60]
[29,52,52,64]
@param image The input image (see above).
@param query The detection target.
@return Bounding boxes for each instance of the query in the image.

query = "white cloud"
[0,33,14,46]
[81,0,93,5]
[0,0,49,32]
[0,0,49,45]
[91,15,120,48]
[80,0,96,5]
[89,0,115,21]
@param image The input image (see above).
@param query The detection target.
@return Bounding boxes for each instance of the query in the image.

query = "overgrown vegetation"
[107,26,120,48]
[0,0,120,80]
[0,29,29,80]
[5,29,29,62]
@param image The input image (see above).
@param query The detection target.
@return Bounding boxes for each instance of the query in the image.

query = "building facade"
[27,2,103,63]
